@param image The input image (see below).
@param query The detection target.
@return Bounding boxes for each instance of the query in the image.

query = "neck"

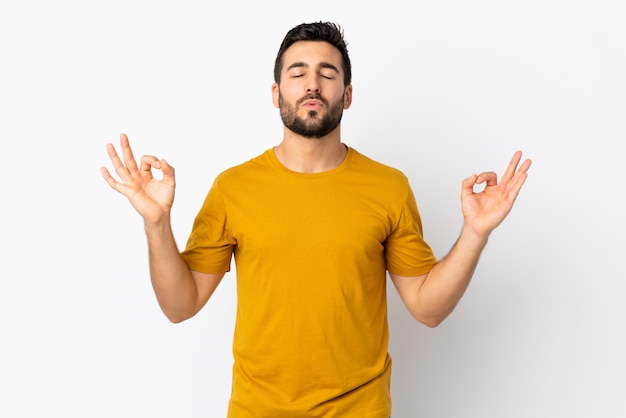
[274,127,347,173]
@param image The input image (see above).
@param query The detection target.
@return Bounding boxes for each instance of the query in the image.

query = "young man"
[102,22,531,418]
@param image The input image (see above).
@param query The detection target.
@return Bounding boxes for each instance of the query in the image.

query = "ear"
[343,84,353,109]
[271,83,280,108]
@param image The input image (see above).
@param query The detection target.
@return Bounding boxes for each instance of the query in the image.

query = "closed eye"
[319,62,339,80]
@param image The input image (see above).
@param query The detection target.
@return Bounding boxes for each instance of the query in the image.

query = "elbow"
[163,309,194,324]
[166,314,187,324]
[420,317,445,328]
[411,309,449,328]
[158,300,199,324]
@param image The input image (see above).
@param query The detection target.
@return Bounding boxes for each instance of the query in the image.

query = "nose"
[306,75,321,94]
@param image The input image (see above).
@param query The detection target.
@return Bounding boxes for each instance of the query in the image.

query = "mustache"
[297,94,328,106]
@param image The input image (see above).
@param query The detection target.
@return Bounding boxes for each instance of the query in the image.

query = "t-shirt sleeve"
[180,181,235,273]
[384,185,438,276]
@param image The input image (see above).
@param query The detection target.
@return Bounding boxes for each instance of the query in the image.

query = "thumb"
[160,159,176,186]
[461,174,478,199]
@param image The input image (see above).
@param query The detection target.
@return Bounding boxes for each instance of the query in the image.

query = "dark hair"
[273,22,352,86]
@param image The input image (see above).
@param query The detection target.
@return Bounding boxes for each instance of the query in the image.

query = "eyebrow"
[286,61,340,73]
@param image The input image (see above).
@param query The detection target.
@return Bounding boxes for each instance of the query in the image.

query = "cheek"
[280,84,302,100]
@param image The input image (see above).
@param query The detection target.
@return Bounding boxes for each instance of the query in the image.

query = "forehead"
[281,41,343,71]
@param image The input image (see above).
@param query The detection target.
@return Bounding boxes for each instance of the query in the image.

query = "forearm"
[414,225,489,326]
[394,151,530,327]
[144,216,199,323]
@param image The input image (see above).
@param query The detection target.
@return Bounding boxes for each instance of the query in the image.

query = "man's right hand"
[101,133,176,225]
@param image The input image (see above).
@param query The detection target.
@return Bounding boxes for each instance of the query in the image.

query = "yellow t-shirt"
[181,147,437,417]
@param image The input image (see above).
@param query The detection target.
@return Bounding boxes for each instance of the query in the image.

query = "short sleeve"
[180,181,236,273]
[384,186,438,276]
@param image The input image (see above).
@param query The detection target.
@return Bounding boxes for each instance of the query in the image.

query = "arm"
[391,151,531,327]
[144,216,225,323]
[101,134,223,323]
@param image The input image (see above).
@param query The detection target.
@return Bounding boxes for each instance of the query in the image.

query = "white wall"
[1,1,624,417]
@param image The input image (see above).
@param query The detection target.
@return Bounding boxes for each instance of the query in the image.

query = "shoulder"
[213,149,274,186]
[347,147,410,185]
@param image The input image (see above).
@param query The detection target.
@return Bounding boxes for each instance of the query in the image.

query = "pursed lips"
[301,99,324,110]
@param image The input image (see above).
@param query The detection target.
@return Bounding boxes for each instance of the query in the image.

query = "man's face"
[272,41,352,139]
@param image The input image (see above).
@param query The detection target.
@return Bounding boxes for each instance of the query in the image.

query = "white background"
[1,1,625,417]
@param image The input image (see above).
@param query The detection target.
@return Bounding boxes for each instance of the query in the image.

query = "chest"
[224,179,396,259]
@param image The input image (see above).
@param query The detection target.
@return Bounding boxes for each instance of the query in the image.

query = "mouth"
[300,95,325,110]
[302,100,323,110]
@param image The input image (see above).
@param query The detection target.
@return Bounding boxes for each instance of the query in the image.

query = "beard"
[278,92,345,139]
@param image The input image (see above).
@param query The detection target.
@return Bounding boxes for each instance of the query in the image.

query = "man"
[101,22,530,418]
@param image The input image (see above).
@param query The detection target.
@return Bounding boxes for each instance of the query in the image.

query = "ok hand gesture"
[461,151,532,237]
[101,134,176,225]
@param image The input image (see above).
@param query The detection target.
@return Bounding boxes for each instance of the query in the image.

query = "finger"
[519,158,532,174]
[100,166,126,194]
[106,142,132,181]
[500,150,523,186]
[160,159,176,187]
[139,154,162,171]
[120,133,140,174]
[476,172,497,187]
[461,174,478,199]
[505,158,532,199]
